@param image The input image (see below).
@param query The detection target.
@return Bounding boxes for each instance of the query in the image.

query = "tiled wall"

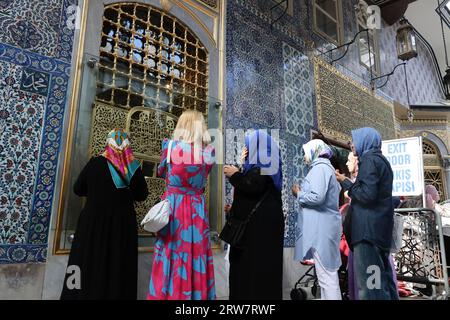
[225,0,445,248]
[0,0,444,265]
[0,0,76,264]
[226,0,314,248]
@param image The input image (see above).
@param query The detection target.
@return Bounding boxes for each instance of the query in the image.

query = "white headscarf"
[302,139,333,165]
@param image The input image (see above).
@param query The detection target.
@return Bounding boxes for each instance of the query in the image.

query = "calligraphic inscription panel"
[314,58,396,142]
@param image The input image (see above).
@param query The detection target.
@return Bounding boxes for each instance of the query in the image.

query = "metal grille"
[395,208,449,299]
[89,3,211,236]
[126,107,177,161]
[425,169,446,199]
[422,140,446,199]
[97,2,209,115]
[423,140,439,155]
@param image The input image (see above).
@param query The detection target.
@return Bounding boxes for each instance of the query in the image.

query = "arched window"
[423,140,447,199]
[54,2,222,253]
[423,140,439,155]
[91,3,210,238]
[97,3,208,114]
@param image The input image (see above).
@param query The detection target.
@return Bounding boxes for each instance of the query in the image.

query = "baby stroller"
[290,203,350,300]
[290,235,350,300]
[290,259,320,300]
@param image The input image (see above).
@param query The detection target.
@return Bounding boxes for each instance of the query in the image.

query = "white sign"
[381,137,424,196]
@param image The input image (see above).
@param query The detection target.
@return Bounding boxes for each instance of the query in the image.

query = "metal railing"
[394,208,449,300]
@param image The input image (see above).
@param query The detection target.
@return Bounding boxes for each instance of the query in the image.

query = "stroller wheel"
[290,288,307,300]
[311,283,320,298]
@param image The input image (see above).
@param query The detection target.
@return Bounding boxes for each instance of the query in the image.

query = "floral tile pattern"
[0,62,46,245]
[0,0,75,264]
[0,0,76,62]
[226,0,315,248]
[282,43,314,138]
[226,4,284,129]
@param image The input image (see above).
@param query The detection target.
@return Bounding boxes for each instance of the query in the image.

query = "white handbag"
[141,140,173,233]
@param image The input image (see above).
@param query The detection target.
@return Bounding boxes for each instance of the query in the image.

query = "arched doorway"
[92,3,210,236]
[54,1,224,253]
[423,140,447,200]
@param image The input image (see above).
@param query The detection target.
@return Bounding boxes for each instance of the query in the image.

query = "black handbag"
[219,189,271,249]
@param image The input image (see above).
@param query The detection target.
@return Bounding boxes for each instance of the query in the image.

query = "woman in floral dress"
[147,110,216,300]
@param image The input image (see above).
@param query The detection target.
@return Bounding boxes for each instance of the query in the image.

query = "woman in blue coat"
[335,127,398,300]
[292,139,342,300]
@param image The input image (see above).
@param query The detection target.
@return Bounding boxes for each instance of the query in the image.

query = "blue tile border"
[0,42,71,264]
[56,0,79,62]
[0,244,47,264]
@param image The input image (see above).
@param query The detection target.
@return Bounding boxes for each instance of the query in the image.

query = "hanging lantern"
[444,67,450,100]
[396,19,418,61]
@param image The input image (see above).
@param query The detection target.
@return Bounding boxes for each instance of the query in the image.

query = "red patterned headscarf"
[102,129,140,188]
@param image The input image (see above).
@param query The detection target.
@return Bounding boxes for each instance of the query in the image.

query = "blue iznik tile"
[20,68,50,96]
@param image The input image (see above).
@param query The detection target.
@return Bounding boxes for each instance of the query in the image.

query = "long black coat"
[228,167,284,300]
[60,156,148,300]
[342,149,394,250]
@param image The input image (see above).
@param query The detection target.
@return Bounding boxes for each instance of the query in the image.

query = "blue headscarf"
[243,130,283,191]
[351,127,382,157]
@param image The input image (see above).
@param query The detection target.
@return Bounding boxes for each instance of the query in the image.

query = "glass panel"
[58,53,99,250]
[316,0,337,20]
[58,53,222,250]
[57,3,219,252]
[359,43,376,69]
[315,7,338,41]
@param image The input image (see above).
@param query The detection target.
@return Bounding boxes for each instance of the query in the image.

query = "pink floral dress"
[147,138,216,300]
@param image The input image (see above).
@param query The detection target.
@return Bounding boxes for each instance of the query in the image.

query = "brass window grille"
[92,3,211,237]
[97,3,209,115]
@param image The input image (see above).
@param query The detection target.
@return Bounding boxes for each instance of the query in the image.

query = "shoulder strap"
[245,188,272,223]
[166,140,173,164]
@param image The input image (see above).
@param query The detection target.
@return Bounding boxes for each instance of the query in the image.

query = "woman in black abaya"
[223,130,284,300]
[60,129,148,300]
